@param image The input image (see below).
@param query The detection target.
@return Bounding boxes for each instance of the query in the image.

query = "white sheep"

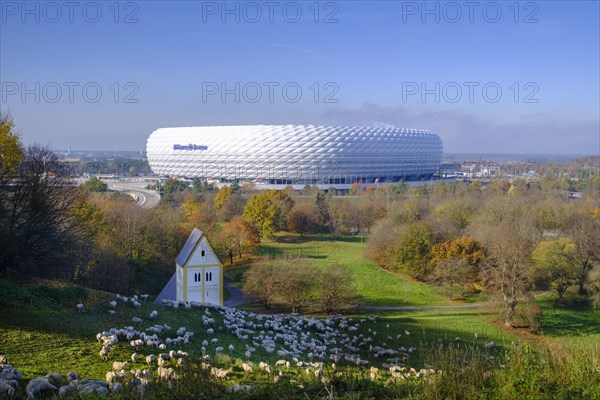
[99,346,111,360]
[109,300,117,308]
[146,355,156,364]
[76,303,84,312]
[0,383,15,397]
[26,378,57,399]
[66,371,78,383]
[242,363,253,373]
[131,353,139,363]
[132,317,142,324]
[112,361,128,371]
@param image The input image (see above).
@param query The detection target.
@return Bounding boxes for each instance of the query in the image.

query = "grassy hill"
[1,233,599,399]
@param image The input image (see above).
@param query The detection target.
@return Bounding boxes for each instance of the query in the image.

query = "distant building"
[146,125,443,186]
[174,228,223,306]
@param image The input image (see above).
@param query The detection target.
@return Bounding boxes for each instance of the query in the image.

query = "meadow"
[1,233,599,399]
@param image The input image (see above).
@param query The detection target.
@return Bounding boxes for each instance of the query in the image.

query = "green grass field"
[2,234,599,399]
[250,233,453,307]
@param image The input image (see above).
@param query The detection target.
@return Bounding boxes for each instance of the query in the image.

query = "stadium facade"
[146,125,443,186]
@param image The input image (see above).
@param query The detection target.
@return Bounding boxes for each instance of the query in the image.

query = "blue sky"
[1,0,598,154]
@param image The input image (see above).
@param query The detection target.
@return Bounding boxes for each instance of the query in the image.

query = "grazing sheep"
[132,317,142,324]
[45,373,62,386]
[67,371,79,383]
[157,367,175,381]
[110,381,123,393]
[145,355,156,364]
[242,363,253,373]
[0,355,7,364]
[58,384,74,398]
[140,294,149,301]
[112,361,128,371]
[26,378,58,399]
[131,353,139,363]
[484,341,495,350]
[76,303,84,312]
[0,382,15,397]
[99,346,110,360]
[149,310,158,319]
[109,301,117,308]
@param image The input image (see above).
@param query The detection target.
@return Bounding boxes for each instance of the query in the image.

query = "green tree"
[82,177,108,192]
[243,192,281,238]
[532,238,579,300]
[162,178,187,194]
[395,221,435,279]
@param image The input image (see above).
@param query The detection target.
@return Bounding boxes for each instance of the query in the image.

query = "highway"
[110,183,161,209]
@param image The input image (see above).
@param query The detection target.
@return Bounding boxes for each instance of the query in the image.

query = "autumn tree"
[0,113,24,182]
[286,202,319,236]
[216,216,260,263]
[365,221,400,270]
[243,191,281,238]
[476,200,539,327]
[267,189,295,228]
[532,238,579,300]
[317,263,356,313]
[567,211,600,294]
[242,262,279,308]
[181,193,217,233]
[218,193,247,222]
[276,261,318,313]
[431,236,486,283]
[213,185,232,211]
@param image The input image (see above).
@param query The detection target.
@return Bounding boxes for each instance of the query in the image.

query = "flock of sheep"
[0,294,449,398]
[1,358,118,399]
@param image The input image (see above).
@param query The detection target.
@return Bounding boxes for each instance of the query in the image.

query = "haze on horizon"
[1,1,598,155]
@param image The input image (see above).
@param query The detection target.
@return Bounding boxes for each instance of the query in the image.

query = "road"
[224,281,248,308]
[111,183,161,209]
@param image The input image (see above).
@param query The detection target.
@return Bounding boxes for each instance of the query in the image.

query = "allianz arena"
[146,125,443,185]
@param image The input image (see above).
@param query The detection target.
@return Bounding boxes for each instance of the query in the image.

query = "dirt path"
[224,281,248,308]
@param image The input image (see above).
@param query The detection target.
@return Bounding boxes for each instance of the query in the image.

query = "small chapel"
[174,228,223,306]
